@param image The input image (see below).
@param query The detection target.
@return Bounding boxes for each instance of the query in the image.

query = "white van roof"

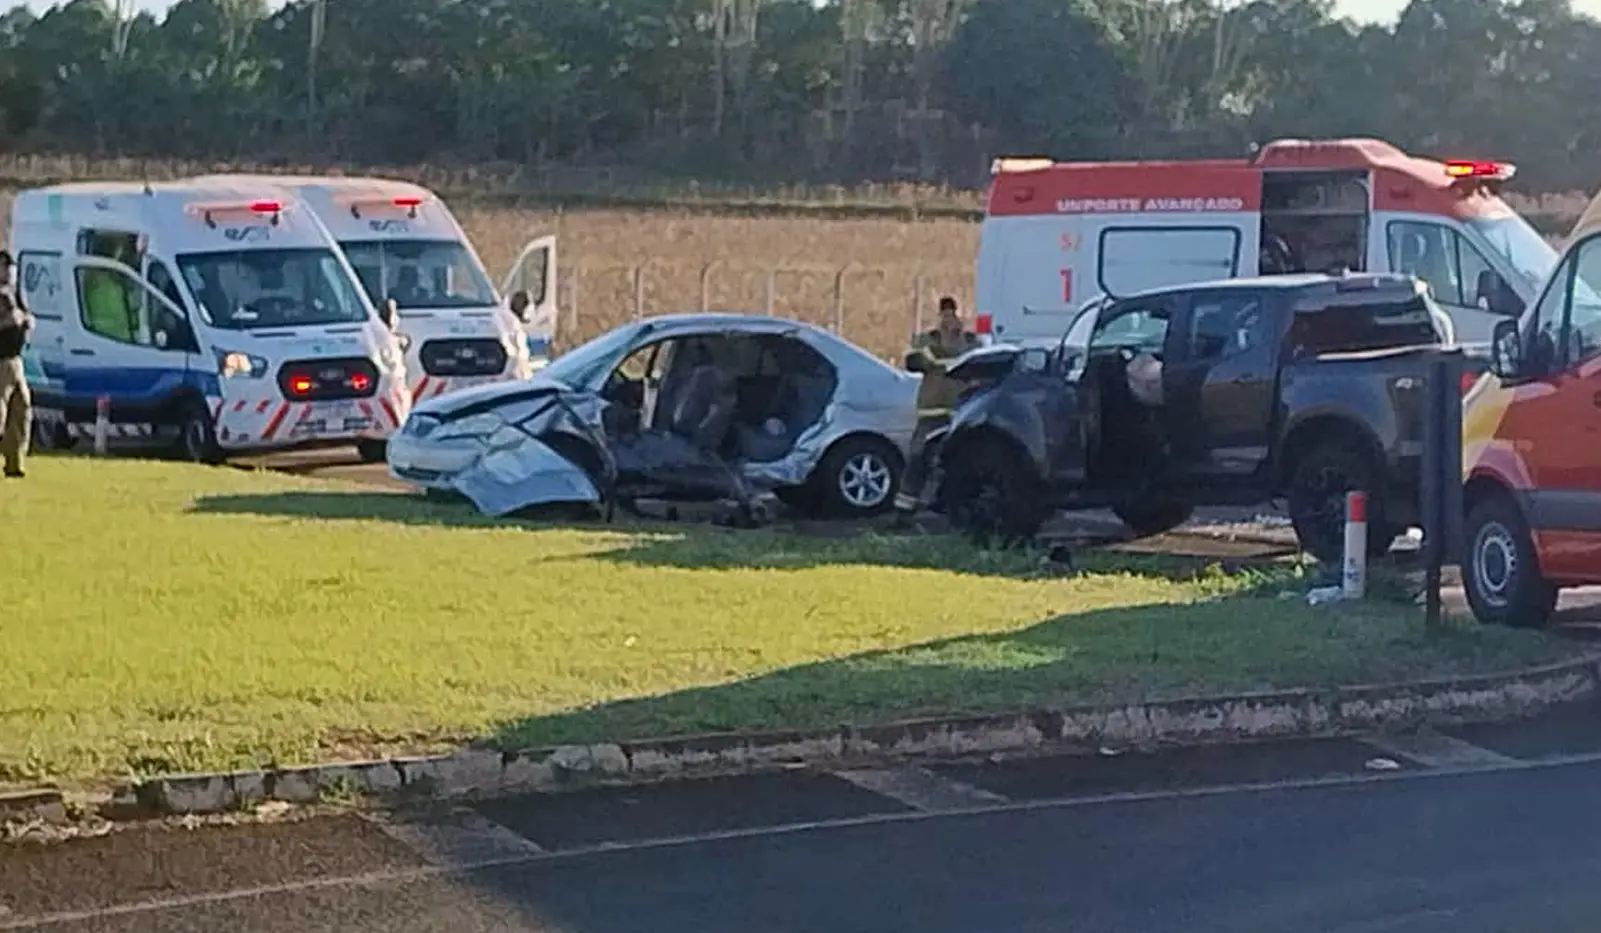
[186,174,457,243]
[12,179,340,254]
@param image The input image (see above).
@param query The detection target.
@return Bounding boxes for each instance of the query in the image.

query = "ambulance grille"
[276,357,381,401]
[419,338,508,377]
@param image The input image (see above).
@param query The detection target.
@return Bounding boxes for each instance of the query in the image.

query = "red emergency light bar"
[345,193,430,219]
[1444,160,1516,182]
[185,198,285,228]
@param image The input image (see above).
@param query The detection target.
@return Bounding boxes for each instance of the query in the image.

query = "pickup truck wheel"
[1287,443,1394,563]
[1113,500,1194,538]
[1462,494,1557,628]
[943,441,1046,544]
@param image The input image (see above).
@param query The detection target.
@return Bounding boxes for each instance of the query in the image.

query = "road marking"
[13,749,1601,930]
[1362,731,1518,769]
[833,767,1008,811]
[364,808,544,866]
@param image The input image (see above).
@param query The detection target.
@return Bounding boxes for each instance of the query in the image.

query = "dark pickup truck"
[915,273,1454,562]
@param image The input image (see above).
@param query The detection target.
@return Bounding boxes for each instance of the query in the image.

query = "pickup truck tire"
[943,438,1046,544]
[1113,500,1194,538]
[1286,443,1395,563]
[1462,494,1558,628]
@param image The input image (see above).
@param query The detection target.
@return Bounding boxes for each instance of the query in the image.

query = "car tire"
[1462,493,1558,628]
[1287,442,1395,563]
[942,437,1046,544]
[810,435,902,519]
[1113,499,1194,538]
[176,401,224,465]
[356,438,388,463]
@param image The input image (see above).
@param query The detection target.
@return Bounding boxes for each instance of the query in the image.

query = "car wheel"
[1113,499,1194,538]
[176,402,224,465]
[356,438,388,463]
[1463,493,1557,628]
[942,438,1046,544]
[812,436,901,518]
[1287,442,1395,563]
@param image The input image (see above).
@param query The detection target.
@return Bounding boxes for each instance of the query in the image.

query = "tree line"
[0,0,1597,195]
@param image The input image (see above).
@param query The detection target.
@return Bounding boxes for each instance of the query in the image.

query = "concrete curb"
[9,653,1599,822]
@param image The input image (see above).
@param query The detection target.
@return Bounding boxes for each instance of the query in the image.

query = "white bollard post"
[1343,490,1368,600]
[93,394,110,455]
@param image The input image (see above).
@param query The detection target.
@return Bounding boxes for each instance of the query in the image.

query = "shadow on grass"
[191,489,1305,585]
[489,594,1567,750]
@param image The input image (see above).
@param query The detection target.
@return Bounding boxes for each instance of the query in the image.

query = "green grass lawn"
[0,458,1575,786]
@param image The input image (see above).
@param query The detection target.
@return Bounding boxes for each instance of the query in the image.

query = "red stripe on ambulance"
[260,403,290,441]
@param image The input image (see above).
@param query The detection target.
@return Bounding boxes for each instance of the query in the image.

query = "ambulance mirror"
[1490,318,1522,379]
[508,289,532,321]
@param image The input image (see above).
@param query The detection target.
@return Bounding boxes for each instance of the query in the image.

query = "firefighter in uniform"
[0,250,33,478]
[894,295,980,516]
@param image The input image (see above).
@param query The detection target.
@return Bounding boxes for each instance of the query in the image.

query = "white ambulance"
[11,180,410,462]
[976,138,1559,350]
[189,175,556,404]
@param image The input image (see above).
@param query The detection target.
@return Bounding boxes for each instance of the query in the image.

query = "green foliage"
[0,0,1596,191]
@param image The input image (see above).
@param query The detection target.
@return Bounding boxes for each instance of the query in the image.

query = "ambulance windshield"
[177,248,371,331]
[340,239,497,310]
[1466,215,1559,290]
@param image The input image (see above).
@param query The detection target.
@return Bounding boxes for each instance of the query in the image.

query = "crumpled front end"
[453,434,602,517]
[390,387,615,516]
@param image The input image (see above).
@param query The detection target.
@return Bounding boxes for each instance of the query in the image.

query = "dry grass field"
[0,154,1588,360]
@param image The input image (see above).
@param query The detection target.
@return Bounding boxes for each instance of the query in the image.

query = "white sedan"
[388,313,923,520]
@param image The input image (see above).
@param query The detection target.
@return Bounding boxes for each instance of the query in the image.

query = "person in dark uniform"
[895,295,981,517]
[0,250,33,478]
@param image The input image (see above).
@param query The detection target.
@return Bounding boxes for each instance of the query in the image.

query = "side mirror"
[378,297,399,330]
[1490,318,1522,379]
[508,289,532,322]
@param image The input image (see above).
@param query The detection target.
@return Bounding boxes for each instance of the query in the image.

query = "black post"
[1421,349,1465,628]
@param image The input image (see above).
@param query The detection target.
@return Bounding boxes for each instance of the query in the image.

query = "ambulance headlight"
[215,349,268,379]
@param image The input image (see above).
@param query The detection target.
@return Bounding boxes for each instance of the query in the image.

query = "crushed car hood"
[413,374,572,419]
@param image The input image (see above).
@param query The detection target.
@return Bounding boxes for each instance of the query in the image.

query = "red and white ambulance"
[975,138,1558,352]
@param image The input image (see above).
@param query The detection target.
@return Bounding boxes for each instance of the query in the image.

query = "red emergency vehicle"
[1462,191,1601,626]
[975,138,1558,353]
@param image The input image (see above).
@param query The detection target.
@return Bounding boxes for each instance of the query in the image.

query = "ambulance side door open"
[65,253,198,423]
[1381,217,1523,348]
[1488,234,1601,579]
[501,235,557,352]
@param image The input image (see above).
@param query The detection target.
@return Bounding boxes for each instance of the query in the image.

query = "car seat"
[666,363,738,452]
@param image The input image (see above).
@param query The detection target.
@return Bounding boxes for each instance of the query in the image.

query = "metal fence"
[549,260,974,361]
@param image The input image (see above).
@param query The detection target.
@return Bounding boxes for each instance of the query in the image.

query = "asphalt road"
[9,704,1601,932]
